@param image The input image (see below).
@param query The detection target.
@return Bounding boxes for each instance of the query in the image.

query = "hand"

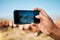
[30,8,56,35]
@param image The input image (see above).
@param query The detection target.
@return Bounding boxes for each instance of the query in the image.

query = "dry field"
[0,27,54,40]
[0,20,60,40]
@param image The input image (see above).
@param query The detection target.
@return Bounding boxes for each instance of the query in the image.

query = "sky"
[0,0,60,21]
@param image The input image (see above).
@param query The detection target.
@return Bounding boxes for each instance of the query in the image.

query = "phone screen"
[14,10,40,24]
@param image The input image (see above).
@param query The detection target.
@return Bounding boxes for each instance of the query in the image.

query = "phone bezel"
[14,10,40,24]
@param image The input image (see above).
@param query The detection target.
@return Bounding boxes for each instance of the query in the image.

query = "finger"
[30,24,39,32]
[23,24,30,29]
[34,8,48,17]
[40,12,47,19]
[31,23,36,25]
[30,24,36,29]
[34,8,39,10]
[35,14,46,23]
[35,12,47,21]
[35,15,40,19]
[30,23,38,27]
[19,25,24,30]
[34,8,51,21]
[38,8,48,17]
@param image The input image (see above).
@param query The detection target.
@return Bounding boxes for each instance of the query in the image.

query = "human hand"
[30,8,56,35]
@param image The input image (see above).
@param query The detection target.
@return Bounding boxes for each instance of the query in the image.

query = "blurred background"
[0,0,60,40]
[0,0,60,21]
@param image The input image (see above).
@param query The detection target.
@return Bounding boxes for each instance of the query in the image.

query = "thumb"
[35,13,47,22]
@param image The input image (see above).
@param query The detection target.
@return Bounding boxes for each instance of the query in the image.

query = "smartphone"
[14,10,40,24]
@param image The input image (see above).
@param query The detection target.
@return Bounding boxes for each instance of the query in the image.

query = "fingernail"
[31,23,34,24]
[35,15,40,18]
[35,15,38,18]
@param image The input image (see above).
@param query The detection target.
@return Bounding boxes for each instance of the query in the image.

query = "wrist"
[52,25,57,33]
[49,25,60,40]
[50,25,57,35]
[48,25,57,35]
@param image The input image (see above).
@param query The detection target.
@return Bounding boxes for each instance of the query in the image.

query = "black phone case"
[14,10,40,24]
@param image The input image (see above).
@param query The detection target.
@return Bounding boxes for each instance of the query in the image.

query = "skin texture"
[30,8,60,40]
